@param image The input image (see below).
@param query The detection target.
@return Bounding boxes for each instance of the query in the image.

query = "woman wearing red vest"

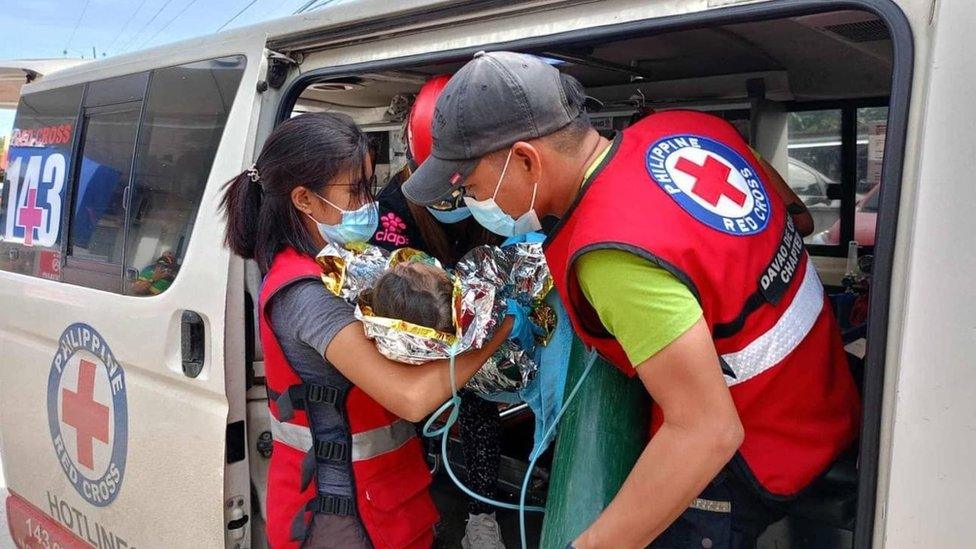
[403,52,860,549]
[221,112,511,549]
[369,75,509,549]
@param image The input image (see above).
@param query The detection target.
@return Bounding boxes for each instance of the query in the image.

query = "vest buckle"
[314,440,348,463]
[306,384,340,405]
[313,495,356,517]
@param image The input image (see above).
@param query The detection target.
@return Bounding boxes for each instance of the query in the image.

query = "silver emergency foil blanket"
[317,242,553,396]
[316,242,392,303]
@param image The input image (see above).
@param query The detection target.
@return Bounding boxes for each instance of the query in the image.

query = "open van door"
[0,59,88,107]
[0,36,266,548]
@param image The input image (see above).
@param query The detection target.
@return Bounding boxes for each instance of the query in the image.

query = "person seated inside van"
[130,250,179,296]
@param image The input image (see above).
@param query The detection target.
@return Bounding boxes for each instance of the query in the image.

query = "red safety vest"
[544,110,860,498]
[259,248,439,548]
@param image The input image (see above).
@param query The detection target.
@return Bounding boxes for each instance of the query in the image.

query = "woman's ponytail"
[221,166,263,261]
[219,113,371,272]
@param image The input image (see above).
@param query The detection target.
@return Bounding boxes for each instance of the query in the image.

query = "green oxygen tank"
[539,338,650,549]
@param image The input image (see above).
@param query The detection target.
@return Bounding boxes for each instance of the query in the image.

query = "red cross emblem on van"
[61,359,110,470]
[47,324,128,507]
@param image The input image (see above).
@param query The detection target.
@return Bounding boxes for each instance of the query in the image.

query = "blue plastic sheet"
[482,232,573,459]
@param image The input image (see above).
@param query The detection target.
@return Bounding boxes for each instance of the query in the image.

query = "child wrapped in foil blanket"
[316,241,555,396]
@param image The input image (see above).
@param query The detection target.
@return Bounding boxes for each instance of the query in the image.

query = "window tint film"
[0,85,83,279]
[854,106,888,246]
[67,105,141,266]
[124,55,245,296]
[786,109,842,243]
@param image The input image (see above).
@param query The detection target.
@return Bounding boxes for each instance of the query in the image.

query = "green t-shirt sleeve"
[575,249,703,368]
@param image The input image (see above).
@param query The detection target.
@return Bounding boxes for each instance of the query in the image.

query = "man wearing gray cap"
[404,51,859,548]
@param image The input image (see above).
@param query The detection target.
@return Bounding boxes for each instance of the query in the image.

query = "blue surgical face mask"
[307,193,379,245]
[426,205,472,224]
[463,148,542,237]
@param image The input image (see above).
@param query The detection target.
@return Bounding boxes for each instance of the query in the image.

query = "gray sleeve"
[268,279,358,357]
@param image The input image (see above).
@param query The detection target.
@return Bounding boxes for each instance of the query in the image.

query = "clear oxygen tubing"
[421,343,598,549]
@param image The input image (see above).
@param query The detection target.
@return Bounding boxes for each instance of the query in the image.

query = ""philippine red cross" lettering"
[675,155,747,207]
[61,359,110,471]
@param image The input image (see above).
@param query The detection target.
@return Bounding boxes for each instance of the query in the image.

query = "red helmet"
[407,74,451,165]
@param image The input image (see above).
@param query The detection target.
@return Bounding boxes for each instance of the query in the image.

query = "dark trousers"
[303,514,372,549]
[458,391,502,515]
[649,471,783,549]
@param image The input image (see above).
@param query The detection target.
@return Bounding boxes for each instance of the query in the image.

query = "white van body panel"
[879,0,976,546]
[0,34,266,547]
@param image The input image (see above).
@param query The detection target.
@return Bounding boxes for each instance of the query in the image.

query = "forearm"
[397,337,502,419]
[327,317,512,421]
[574,420,742,548]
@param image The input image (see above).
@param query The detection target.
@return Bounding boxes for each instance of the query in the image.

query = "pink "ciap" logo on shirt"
[374,212,410,246]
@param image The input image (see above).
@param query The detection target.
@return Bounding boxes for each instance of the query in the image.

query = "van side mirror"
[826,184,843,200]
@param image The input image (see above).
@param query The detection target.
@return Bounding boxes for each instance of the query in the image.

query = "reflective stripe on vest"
[271,415,415,462]
[270,413,314,453]
[721,260,824,386]
[352,419,415,461]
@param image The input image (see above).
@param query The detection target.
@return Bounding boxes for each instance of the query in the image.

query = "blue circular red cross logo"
[47,323,127,507]
[645,134,771,236]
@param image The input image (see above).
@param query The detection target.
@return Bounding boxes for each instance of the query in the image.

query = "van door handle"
[181,311,205,378]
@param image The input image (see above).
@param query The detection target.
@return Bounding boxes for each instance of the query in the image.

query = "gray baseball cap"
[403,51,585,206]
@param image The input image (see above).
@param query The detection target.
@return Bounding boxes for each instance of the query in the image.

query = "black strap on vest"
[712,291,766,340]
[289,495,358,542]
[713,218,804,341]
[310,495,356,517]
[268,383,342,421]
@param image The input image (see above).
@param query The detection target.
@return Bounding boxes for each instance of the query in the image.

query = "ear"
[291,186,314,214]
[511,141,542,181]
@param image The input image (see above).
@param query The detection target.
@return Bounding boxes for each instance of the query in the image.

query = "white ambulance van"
[0,0,971,547]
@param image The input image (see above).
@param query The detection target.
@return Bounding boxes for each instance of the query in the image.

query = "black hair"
[545,72,594,153]
[221,112,371,272]
[370,263,455,333]
[544,114,593,154]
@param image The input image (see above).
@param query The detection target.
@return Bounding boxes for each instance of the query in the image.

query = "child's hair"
[370,263,454,333]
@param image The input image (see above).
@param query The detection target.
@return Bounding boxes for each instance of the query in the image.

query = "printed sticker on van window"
[47,323,128,507]
[645,135,770,236]
[3,125,73,247]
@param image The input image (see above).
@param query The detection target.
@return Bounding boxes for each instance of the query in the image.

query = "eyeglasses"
[323,172,377,202]
[427,186,467,211]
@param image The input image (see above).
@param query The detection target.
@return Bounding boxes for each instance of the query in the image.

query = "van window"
[782,103,888,251]
[66,105,141,266]
[0,85,83,279]
[854,106,888,246]
[0,56,246,293]
[123,56,246,296]
[61,73,149,292]
[786,109,842,243]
